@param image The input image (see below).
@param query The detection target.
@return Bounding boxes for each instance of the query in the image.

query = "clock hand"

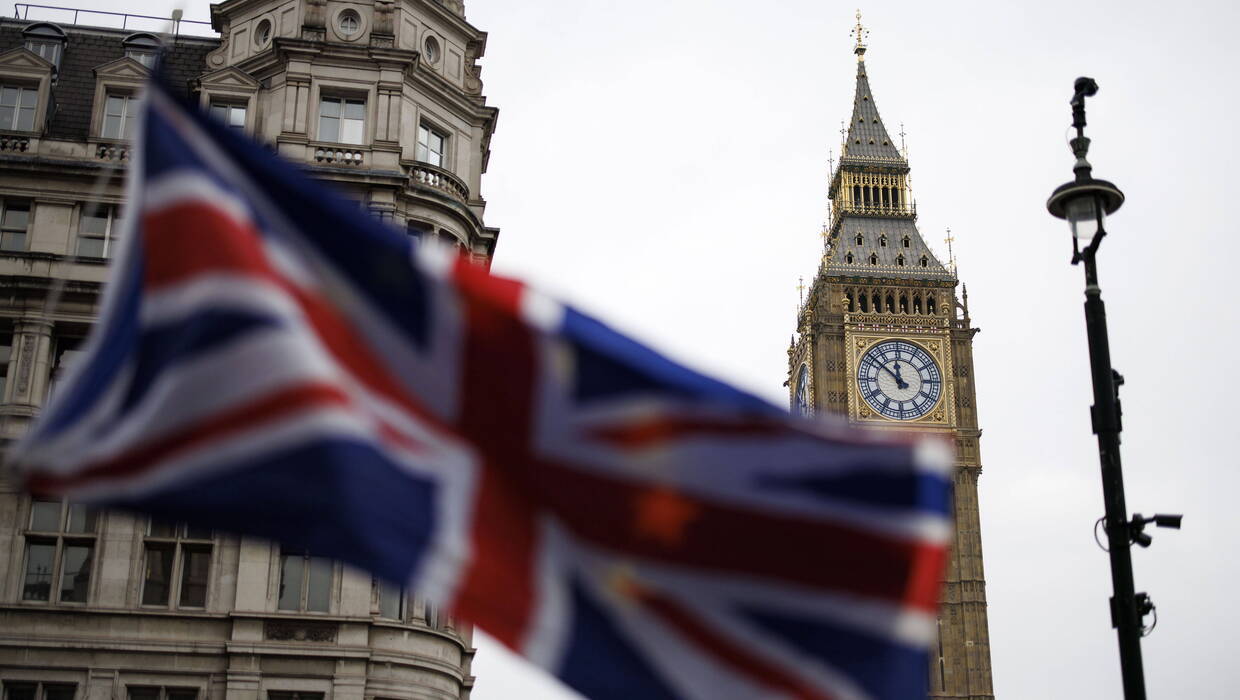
[881,362,909,390]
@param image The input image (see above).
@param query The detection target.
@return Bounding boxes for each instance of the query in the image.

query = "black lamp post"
[1046,77,1181,700]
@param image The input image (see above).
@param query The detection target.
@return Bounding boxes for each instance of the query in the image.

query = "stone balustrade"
[0,135,30,152]
[314,147,364,166]
[409,162,469,204]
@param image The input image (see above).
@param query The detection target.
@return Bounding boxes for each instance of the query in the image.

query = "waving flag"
[13,81,954,700]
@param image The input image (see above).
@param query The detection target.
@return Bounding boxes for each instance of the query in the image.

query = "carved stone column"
[8,317,52,408]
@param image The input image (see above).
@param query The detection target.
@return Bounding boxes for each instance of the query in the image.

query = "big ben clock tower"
[789,17,995,699]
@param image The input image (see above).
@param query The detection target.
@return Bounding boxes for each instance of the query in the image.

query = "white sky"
[41,0,1240,697]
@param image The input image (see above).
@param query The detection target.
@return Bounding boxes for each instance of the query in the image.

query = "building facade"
[788,32,995,699]
[0,2,500,700]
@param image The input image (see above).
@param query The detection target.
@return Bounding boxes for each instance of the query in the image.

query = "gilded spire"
[851,9,868,59]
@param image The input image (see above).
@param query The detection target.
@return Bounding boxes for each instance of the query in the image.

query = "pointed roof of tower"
[842,59,904,162]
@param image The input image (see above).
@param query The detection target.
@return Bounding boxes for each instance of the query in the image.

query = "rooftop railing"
[11,4,215,37]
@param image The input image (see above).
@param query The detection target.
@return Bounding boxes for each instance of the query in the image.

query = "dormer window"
[879,234,887,247]
[896,254,905,266]
[123,34,161,69]
[854,233,863,245]
[902,235,911,248]
[23,23,65,71]
[845,253,854,264]
[920,255,929,267]
[869,253,878,265]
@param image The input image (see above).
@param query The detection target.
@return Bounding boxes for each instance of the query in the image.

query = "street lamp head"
[1047,179,1125,253]
[1047,76,1124,261]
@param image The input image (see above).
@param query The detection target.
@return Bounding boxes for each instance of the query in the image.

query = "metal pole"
[1081,247,1146,700]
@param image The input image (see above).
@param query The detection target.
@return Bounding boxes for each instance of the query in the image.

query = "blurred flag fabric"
[12,81,954,700]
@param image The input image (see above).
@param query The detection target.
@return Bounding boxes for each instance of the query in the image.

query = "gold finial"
[944,227,957,275]
[797,276,806,306]
[851,9,868,58]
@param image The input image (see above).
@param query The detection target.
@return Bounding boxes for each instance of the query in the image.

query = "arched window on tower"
[845,292,855,312]
[914,295,923,314]
[892,188,900,208]
[871,293,881,311]
[853,184,861,203]
[899,294,909,313]
[885,295,895,313]
[927,296,937,315]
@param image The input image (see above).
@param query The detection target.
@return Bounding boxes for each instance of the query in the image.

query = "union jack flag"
[13,81,954,700]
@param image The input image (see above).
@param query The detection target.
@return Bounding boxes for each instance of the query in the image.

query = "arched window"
[896,254,905,266]
[845,292,855,312]
[853,184,861,203]
[927,296,937,314]
[859,294,869,312]
[869,253,878,265]
[123,33,161,69]
[23,23,65,69]
[872,293,881,311]
[899,294,909,313]
[914,296,923,314]
[892,188,900,208]
[885,295,895,313]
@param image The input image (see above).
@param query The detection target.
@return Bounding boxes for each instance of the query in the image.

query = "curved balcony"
[409,162,469,205]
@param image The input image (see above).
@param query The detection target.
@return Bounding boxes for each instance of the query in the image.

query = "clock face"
[793,364,809,415]
[856,340,942,420]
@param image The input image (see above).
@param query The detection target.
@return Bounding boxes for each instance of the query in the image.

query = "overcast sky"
[464,1,1239,697]
[41,0,1239,696]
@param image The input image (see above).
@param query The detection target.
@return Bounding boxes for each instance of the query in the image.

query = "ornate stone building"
[788,28,995,700]
[0,2,499,700]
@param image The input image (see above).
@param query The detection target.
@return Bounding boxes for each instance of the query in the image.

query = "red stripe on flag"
[27,382,354,493]
[587,415,790,448]
[631,582,833,700]
[538,463,946,612]
[449,256,540,646]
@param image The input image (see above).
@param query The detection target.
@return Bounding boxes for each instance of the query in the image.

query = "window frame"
[140,519,214,609]
[75,202,121,258]
[277,549,334,613]
[0,199,31,252]
[100,91,138,140]
[3,681,78,700]
[375,577,407,620]
[416,122,448,167]
[125,686,200,700]
[0,84,39,132]
[317,94,367,146]
[21,498,98,605]
[208,101,248,131]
